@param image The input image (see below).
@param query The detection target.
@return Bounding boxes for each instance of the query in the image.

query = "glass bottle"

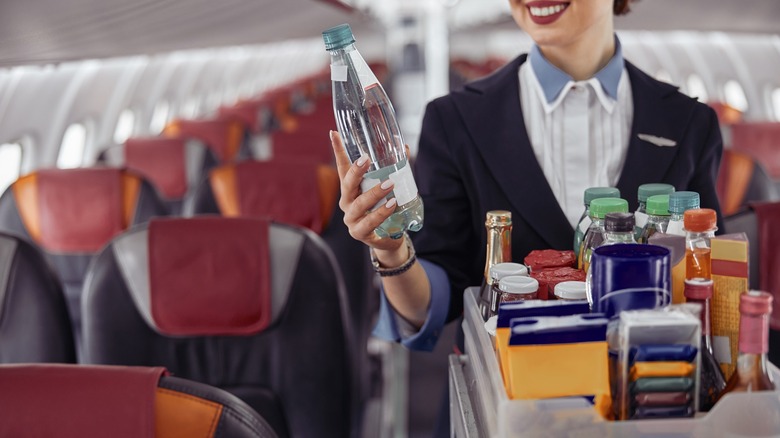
[667,191,700,236]
[635,183,675,241]
[497,275,539,305]
[684,278,726,412]
[478,211,512,320]
[487,262,528,319]
[602,212,637,246]
[554,281,587,301]
[579,198,629,273]
[323,24,423,239]
[574,187,620,258]
[684,208,717,280]
[716,291,775,401]
[639,194,671,244]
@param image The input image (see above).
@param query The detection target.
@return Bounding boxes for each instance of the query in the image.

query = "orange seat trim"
[720,150,754,216]
[210,166,240,217]
[155,388,222,438]
[12,173,42,242]
[122,173,142,228]
[316,165,339,230]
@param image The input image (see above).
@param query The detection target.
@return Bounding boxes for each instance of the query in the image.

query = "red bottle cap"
[740,291,773,316]
[684,278,713,300]
[683,208,717,232]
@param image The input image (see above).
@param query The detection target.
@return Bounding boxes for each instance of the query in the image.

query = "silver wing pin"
[638,133,677,147]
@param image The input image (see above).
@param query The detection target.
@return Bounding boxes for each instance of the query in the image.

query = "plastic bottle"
[323,24,423,239]
[684,208,717,280]
[603,212,637,246]
[639,194,671,244]
[579,197,629,273]
[573,187,620,258]
[667,191,700,236]
[634,184,675,241]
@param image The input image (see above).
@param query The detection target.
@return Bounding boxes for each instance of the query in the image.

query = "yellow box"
[647,233,686,304]
[711,233,749,380]
[506,341,610,400]
[495,327,512,397]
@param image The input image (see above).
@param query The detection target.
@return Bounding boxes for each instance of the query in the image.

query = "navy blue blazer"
[410,54,723,321]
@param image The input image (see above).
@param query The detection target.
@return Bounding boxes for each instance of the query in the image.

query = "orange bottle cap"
[683,208,717,232]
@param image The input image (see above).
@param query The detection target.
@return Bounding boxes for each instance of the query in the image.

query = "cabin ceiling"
[0,0,777,68]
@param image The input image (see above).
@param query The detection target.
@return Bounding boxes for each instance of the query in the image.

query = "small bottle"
[487,262,529,319]
[684,278,726,412]
[574,187,620,258]
[324,24,423,239]
[603,212,637,246]
[554,281,588,301]
[634,184,676,241]
[716,291,775,401]
[684,208,717,280]
[497,275,539,305]
[478,211,513,320]
[579,198,629,272]
[667,191,700,236]
[639,194,671,244]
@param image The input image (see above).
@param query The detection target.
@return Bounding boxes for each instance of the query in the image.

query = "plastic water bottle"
[323,24,424,239]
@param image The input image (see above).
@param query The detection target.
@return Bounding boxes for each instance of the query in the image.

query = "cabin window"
[113,109,135,144]
[655,70,672,84]
[723,80,748,113]
[0,141,22,193]
[771,88,780,122]
[181,99,199,118]
[686,74,709,102]
[150,101,170,134]
[57,123,87,169]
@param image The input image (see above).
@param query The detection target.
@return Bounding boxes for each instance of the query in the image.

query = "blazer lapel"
[452,55,572,249]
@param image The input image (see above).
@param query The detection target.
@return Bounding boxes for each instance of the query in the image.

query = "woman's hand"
[329,130,405,253]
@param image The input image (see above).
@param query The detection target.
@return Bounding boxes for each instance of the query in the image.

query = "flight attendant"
[330,0,723,369]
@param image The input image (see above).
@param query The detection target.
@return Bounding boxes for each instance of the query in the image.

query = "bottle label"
[578,216,592,234]
[634,211,649,229]
[667,219,685,236]
[360,177,384,211]
[331,64,348,82]
[389,164,418,206]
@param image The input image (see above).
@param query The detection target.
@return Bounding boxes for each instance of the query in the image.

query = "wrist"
[371,233,416,277]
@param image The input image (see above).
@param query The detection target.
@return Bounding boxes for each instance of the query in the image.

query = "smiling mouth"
[529,4,568,17]
[524,1,569,24]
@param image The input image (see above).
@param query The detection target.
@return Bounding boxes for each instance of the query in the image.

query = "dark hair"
[614,0,633,15]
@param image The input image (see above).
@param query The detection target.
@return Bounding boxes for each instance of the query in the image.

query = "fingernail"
[385,198,397,209]
[357,155,370,167]
[329,130,335,141]
[380,179,394,190]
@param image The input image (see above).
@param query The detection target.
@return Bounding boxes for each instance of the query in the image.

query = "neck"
[538,28,615,81]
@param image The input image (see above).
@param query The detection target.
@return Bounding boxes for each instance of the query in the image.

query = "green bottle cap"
[322,24,356,51]
[590,198,629,219]
[583,187,621,206]
[646,194,671,216]
[637,183,676,203]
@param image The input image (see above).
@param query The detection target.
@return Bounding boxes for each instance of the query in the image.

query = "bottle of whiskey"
[478,210,512,320]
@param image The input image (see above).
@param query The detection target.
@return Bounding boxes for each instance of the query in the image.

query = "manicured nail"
[380,179,394,190]
[329,130,335,141]
[385,198,397,209]
[357,155,370,167]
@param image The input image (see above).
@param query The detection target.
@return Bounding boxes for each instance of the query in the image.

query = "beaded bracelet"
[370,233,416,277]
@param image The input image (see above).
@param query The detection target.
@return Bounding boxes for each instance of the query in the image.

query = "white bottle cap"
[554,281,587,301]
[498,275,539,295]
[490,262,529,280]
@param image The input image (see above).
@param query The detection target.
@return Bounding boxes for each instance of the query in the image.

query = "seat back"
[0,232,75,363]
[0,168,168,351]
[716,149,779,216]
[83,217,356,438]
[100,137,219,215]
[731,122,780,181]
[164,118,250,162]
[0,364,278,438]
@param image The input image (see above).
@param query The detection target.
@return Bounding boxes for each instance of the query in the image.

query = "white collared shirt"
[518,62,634,228]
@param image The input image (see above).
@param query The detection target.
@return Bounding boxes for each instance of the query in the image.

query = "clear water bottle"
[323,24,424,239]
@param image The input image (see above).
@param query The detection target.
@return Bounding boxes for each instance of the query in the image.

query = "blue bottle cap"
[322,24,356,51]
[668,191,700,215]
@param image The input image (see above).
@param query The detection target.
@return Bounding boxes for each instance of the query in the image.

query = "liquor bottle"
[638,194,671,244]
[667,191,700,236]
[634,184,675,241]
[602,212,637,246]
[579,198,628,273]
[323,24,423,239]
[479,210,512,320]
[683,208,717,280]
[574,187,620,258]
[684,278,726,412]
[716,291,775,401]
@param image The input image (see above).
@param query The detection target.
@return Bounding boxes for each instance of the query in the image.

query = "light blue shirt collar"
[529,36,624,104]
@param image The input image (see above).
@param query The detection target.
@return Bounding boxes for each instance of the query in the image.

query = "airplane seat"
[0,168,169,354]
[164,117,252,163]
[716,149,779,216]
[0,364,279,438]
[82,217,358,438]
[98,137,219,216]
[731,121,780,195]
[723,201,780,365]
[268,116,336,165]
[0,232,76,363]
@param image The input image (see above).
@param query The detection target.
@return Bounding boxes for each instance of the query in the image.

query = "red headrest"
[148,217,272,336]
[0,364,166,438]
[752,202,780,330]
[166,119,242,162]
[271,128,334,165]
[731,122,780,179]
[219,102,264,133]
[125,137,188,199]
[35,168,126,253]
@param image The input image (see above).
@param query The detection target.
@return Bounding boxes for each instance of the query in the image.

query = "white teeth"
[529,4,566,17]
